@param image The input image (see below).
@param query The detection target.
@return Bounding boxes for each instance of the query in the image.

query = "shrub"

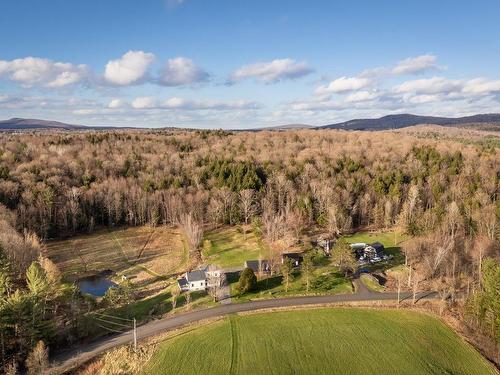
[25,341,48,375]
[238,268,257,293]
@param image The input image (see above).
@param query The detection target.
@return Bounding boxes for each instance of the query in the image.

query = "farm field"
[202,226,268,268]
[141,308,496,375]
[44,226,189,283]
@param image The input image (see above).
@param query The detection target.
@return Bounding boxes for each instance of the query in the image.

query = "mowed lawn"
[342,230,406,250]
[44,226,189,282]
[202,226,267,268]
[141,309,495,375]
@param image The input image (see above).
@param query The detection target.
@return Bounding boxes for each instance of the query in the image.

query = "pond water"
[77,271,117,297]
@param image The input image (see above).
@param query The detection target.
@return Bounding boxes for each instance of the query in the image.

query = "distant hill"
[0,118,142,131]
[0,118,89,130]
[320,113,500,131]
[2,114,500,132]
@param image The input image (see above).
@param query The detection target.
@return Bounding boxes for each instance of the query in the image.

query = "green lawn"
[360,273,384,292]
[342,230,405,247]
[229,266,353,301]
[202,226,268,268]
[141,308,495,375]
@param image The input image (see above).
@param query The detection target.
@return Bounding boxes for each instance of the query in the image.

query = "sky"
[0,0,499,128]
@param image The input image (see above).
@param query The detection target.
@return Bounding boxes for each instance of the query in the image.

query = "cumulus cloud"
[230,58,312,84]
[131,96,157,109]
[104,50,155,85]
[0,57,88,87]
[392,54,442,75]
[129,96,260,110]
[463,78,500,94]
[108,99,127,109]
[158,57,209,86]
[345,91,380,103]
[315,76,372,95]
[393,76,463,95]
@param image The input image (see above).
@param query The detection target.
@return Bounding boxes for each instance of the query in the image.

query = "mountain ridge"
[1,113,500,131]
[320,113,500,130]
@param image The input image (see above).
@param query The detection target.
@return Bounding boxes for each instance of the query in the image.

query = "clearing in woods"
[44,226,189,283]
[202,226,267,269]
[141,308,496,375]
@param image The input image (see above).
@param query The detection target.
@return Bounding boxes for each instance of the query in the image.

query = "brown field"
[44,226,189,283]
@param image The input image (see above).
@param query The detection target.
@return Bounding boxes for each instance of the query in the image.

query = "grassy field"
[141,308,495,375]
[44,226,189,282]
[202,226,268,268]
[342,230,405,246]
[229,258,353,301]
[360,273,385,292]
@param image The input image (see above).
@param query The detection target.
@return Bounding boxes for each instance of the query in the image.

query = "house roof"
[370,242,385,251]
[245,259,270,272]
[282,252,303,260]
[186,270,206,282]
[203,264,221,272]
[350,243,367,250]
[177,277,188,288]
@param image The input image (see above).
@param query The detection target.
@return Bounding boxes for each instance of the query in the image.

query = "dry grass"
[44,226,189,283]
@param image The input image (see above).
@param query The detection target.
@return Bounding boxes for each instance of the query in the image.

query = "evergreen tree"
[238,268,257,293]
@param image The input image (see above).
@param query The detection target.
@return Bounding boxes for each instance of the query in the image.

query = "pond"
[76,270,117,297]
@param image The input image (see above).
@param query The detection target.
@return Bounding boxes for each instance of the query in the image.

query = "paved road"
[51,289,435,373]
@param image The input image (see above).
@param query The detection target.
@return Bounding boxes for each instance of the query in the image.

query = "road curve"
[51,290,436,373]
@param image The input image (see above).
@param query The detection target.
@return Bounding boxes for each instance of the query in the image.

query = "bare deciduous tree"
[239,189,257,225]
[180,214,203,259]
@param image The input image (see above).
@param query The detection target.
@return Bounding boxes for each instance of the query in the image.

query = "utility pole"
[133,318,137,352]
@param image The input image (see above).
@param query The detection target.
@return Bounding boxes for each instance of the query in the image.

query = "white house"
[178,270,206,291]
[177,264,223,292]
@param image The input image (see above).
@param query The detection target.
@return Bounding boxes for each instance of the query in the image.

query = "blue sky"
[0,0,499,128]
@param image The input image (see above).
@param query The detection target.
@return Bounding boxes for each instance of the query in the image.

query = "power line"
[93,317,132,329]
[91,311,138,351]
[95,323,126,334]
[93,312,134,322]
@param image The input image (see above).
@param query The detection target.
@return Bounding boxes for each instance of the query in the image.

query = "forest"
[0,128,498,373]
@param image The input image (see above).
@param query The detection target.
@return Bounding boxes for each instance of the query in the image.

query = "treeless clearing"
[44,226,189,282]
[202,226,267,268]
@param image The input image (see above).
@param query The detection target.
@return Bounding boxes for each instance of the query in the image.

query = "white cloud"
[108,99,127,109]
[104,50,155,85]
[230,58,312,83]
[315,76,371,95]
[128,96,260,110]
[132,96,157,109]
[161,97,260,110]
[345,91,380,103]
[392,54,441,75]
[393,76,462,95]
[463,78,500,94]
[73,109,97,115]
[159,57,209,86]
[0,57,87,87]
[46,71,83,87]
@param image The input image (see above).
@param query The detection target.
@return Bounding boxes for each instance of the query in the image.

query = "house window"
[191,283,194,287]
